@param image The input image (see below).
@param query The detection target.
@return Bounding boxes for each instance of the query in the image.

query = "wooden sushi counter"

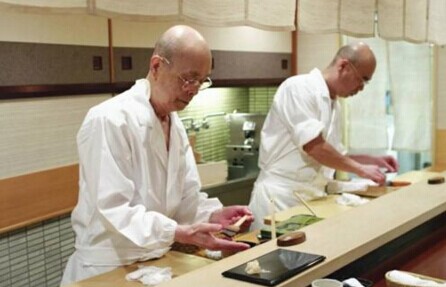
[66,169,446,287]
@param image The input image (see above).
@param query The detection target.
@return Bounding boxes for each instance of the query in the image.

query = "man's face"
[337,59,375,98]
[155,53,212,112]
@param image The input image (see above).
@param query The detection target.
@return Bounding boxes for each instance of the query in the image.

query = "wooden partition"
[435,129,446,166]
[0,164,79,233]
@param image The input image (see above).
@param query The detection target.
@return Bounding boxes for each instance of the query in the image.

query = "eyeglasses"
[346,60,369,86]
[158,56,213,91]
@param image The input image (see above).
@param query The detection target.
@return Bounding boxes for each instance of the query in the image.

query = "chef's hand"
[209,206,254,233]
[358,164,386,185]
[174,223,250,251]
[373,155,399,173]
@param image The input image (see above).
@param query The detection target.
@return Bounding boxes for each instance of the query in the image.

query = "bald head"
[153,25,211,64]
[323,42,376,98]
[331,42,376,68]
[148,25,212,116]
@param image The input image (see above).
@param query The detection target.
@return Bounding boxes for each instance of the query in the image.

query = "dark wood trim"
[291,3,298,75]
[0,78,284,99]
[212,78,284,87]
[0,82,130,99]
[108,18,115,83]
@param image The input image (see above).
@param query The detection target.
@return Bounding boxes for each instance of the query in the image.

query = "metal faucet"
[201,112,226,129]
[180,117,200,132]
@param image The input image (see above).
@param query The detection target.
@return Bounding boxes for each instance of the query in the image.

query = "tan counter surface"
[68,170,445,287]
[263,169,446,225]
[264,194,352,225]
[65,251,214,287]
[158,171,446,287]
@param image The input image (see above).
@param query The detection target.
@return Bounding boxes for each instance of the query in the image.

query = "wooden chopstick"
[293,191,318,217]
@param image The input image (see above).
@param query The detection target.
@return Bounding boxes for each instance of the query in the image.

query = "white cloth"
[61,79,222,285]
[298,0,376,37]
[126,265,172,286]
[336,193,369,207]
[248,69,345,230]
[388,42,432,151]
[345,36,388,150]
[343,278,364,287]
[387,270,446,287]
[298,0,446,45]
[0,0,296,31]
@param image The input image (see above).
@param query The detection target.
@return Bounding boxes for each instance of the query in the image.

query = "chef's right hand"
[174,223,250,251]
[357,164,386,185]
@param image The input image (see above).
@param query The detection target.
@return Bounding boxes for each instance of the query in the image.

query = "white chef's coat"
[248,69,345,230]
[61,79,222,285]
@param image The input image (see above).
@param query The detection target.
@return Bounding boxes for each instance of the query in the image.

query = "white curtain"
[346,37,388,150]
[345,37,432,152]
[388,42,432,151]
[299,0,375,37]
[0,0,296,31]
[298,0,446,45]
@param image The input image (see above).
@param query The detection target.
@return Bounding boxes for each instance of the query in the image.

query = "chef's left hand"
[209,206,254,232]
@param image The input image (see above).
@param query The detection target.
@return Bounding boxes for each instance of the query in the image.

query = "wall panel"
[0,95,109,179]
[0,12,107,46]
[112,20,291,52]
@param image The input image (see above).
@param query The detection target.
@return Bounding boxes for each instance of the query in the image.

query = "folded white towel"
[336,193,369,207]
[388,270,446,287]
[343,278,365,287]
[126,265,172,286]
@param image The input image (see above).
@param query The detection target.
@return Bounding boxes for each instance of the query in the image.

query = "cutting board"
[350,186,398,198]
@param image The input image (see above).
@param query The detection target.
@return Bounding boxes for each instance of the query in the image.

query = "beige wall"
[0,12,108,46]
[113,20,291,52]
[297,31,340,74]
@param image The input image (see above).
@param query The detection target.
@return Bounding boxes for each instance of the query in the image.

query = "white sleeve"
[77,113,176,250]
[275,80,325,151]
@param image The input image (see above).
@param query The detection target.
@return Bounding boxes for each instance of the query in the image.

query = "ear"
[150,56,162,77]
[337,58,349,74]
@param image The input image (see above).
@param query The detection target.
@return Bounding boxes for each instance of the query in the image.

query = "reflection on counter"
[226,113,266,180]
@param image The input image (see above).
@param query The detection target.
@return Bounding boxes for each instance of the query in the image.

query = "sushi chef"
[61,25,253,285]
[249,42,398,230]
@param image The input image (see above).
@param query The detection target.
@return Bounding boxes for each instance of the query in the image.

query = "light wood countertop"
[65,251,214,287]
[159,171,446,287]
[264,194,352,225]
[68,170,446,287]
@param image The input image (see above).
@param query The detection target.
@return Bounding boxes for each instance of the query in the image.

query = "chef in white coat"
[248,42,398,230]
[61,25,254,285]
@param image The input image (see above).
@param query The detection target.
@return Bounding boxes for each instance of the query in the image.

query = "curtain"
[0,0,296,31]
[298,0,446,45]
[388,42,432,151]
[346,37,389,150]
[345,37,432,152]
